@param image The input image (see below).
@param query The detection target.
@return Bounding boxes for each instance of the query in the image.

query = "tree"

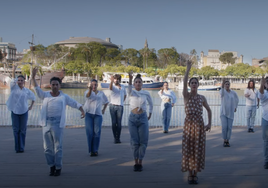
[158,48,179,68]
[198,66,219,80]
[121,48,140,67]
[219,52,236,66]
[139,47,151,70]
[104,48,121,66]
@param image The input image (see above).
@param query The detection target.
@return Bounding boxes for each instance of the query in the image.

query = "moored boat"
[176,80,221,91]
[101,72,164,89]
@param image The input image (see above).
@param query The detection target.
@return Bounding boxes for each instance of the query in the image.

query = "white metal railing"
[0,103,263,127]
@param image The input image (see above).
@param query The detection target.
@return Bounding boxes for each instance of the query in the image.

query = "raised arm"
[128,72,133,95]
[260,76,265,95]
[31,67,39,88]
[32,67,46,99]
[183,60,191,99]
[86,83,93,98]
[109,75,114,90]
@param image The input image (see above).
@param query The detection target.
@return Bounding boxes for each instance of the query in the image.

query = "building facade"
[199,49,243,70]
[252,57,268,67]
[0,37,17,62]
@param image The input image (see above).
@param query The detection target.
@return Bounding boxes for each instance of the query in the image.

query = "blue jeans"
[11,111,28,152]
[109,104,123,139]
[161,102,172,131]
[128,112,149,160]
[85,113,103,153]
[221,115,234,140]
[43,117,63,170]
[261,118,268,163]
[246,106,257,129]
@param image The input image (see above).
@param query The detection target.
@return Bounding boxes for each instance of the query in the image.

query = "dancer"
[181,60,212,184]
[220,78,239,147]
[158,82,177,133]
[31,67,85,176]
[258,76,268,169]
[84,79,109,156]
[128,72,153,172]
[244,80,259,133]
[109,74,127,143]
[6,65,35,153]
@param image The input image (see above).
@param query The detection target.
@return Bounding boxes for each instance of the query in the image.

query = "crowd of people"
[5,61,268,184]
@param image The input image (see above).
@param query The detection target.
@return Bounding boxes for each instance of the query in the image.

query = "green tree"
[121,48,140,67]
[219,52,236,66]
[157,48,179,68]
[198,66,219,79]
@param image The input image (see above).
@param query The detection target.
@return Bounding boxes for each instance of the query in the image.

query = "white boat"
[176,80,221,91]
[101,72,164,89]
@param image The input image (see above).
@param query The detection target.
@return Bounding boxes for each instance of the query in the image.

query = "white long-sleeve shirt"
[220,88,239,119]
[6,78,35,115]
[258,90,268,121]
[34,86,82,128]
[110,84,126,106]
[158,89,177,104]
[244,88,259,106]
[83,90,109,116]
[128,85,153,113]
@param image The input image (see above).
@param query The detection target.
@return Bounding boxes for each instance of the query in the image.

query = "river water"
[0,88,262,127]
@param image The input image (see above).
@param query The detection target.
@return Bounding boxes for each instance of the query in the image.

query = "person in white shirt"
[109,74,126,143]
[83,79,109,156]
[31,67,85,177]
[158,82,177,133]
[258,76,268,169]
[244,80,259,133]
[220,79,239,147]
[6,66,35,153]
[128,73,153,172]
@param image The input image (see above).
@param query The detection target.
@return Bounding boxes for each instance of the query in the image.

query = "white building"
[0,37,17,62]
[199,49,243,70]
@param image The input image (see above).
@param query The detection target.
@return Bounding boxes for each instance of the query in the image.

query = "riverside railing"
[0,103,263,127]
[0,88,262,127]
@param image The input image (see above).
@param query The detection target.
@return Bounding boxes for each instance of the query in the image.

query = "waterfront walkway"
[0,126,267,188]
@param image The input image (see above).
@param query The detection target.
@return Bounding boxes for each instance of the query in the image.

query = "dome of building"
[55,37,118,49]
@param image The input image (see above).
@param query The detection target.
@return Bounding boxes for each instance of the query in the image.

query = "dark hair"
[17,75,25,80]
[188,77,199,86]
[163,81,168,85]
[113,74,121,82]
[247,80,255,90]
[134,74,143,82]
[264,77,268,90]
[50,77,61,84]
[91,79,98,83]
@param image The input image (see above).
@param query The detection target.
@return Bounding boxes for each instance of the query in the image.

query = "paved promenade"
[0,126,267,188]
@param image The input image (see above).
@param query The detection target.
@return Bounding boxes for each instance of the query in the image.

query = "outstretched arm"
[260,76,265,94]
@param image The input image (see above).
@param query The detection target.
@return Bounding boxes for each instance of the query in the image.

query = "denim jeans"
[109,104,123,139]
[221,115,234,140]
[261,118,268,163]
[85,113,103,153]
[11,111,28,152]
[246,106,257,129]
[128,112,149,160]
[43,117,63,170]
[161,102,172,131]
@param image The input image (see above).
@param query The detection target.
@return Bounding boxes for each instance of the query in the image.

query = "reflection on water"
[0,88,261,127]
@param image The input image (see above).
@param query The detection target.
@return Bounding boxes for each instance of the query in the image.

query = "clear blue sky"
[1,0,268,65]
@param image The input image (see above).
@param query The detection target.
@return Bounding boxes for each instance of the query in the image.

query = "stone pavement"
[0,126,267,188]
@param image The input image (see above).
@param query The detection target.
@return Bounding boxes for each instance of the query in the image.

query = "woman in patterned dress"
[181,60,212,184]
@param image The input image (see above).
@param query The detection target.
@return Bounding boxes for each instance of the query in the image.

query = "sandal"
[226,142,230,147]
[193,176,198,184]
[223,141,227,147]
[188,176,193,184]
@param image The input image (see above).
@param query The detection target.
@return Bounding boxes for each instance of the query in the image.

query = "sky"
[1,0,268,65]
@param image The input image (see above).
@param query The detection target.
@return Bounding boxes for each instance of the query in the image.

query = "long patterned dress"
[181,94,206,172]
